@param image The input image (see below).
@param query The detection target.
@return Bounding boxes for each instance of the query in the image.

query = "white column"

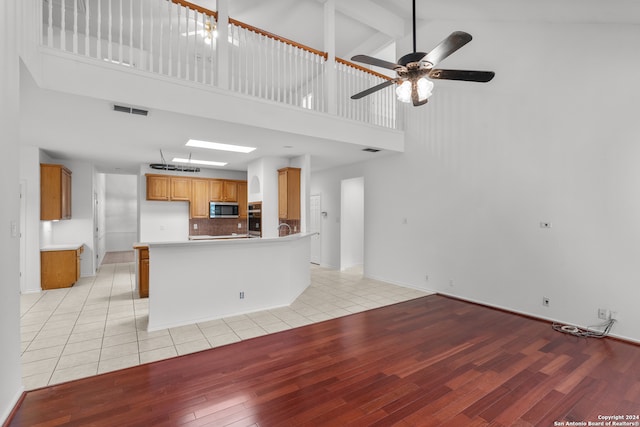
[0,0,24,418]
[323,0,337,115]
[216,0,230,90]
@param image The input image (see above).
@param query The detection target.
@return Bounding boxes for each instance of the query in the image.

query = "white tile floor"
[20,262,430,390]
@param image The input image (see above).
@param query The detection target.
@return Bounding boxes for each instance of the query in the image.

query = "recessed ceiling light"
[186,139,256,153]
[172,157,227,167]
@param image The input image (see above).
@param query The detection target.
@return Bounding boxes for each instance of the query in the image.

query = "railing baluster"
[185,7,189,81]
[119,0,123,64]
[129,0,133,68]
[159,0,164,75]
[176,5,181,79]
[139,0,143,70]
[85,0,90,56]
[72,0,78,54]
[107,0,112,61]
[168,0,173,77]
[97,0,102,59]
[47,0,53,47]
[60,0,66,51]
[149,0,153,73]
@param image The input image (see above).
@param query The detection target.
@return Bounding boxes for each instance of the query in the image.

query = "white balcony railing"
[39,0,399,129]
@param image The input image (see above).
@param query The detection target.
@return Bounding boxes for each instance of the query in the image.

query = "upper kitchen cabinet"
[278,167,301,220]
[146,174,170,200]
[41,163,72,220]
[170,176,191,201]
[210,179,238,202]
[190,178,210,218]
[238,181,248,218]
[146,174,191,201]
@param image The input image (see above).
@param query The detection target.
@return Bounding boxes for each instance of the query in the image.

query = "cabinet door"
[209,179,223,201]
[146,175,170,200]
[41,250,77,289]
[278,170,288,219]
[190,179,210,218]
[170,177,191,201]
[278,168,301,220]
[223,181,238,202]
[238,181,248,218]
[41,163,72,220]
[61,168,72,219]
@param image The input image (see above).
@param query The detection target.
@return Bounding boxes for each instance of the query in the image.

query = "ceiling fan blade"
[428,69,495,82]
[397,51,427,67]
[351,79,398,100]
[351,54,401,71]
[422,31,473,67]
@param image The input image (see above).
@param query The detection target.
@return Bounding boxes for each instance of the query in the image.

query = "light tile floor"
[20,262,430,390]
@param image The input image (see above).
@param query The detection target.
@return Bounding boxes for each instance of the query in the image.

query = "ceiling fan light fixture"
[396,77,433,103]
[417,77,434,101]
[396,81,412,103]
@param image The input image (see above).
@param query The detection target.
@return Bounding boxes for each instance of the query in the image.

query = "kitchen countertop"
[188,234,249,240]
[40,243,84,252]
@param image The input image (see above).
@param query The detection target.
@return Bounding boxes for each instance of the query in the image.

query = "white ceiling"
[22,0,640,175]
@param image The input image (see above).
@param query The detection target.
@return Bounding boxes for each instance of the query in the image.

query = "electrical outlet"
[193,223,198,230]
[239,291,245,299]
[598,308,608,320]
[542,297,550,307]
[238,222,242,229]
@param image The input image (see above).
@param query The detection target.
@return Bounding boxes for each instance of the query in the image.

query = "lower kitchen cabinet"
[135,245,149,298]
[41,246,83,290]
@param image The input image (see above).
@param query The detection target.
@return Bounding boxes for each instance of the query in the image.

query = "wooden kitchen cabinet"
[170,176,191,201]
[238,181,248,218]
[135,245,149,298]
[41,247,82,289]
[146,174,170,200]
[278,167,301,220]
[41,163,72,220]
[190,178,210,218]
[210,179,238,202]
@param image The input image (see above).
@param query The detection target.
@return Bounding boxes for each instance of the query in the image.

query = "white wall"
[95,173,106,264]
[340,177,364,270]
[247,156,290,238]
[0,0,24,421]
[105,174,137,251]
[19,145,42,293]
[312,20,640,343]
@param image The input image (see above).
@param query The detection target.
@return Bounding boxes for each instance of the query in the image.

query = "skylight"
[186,139,256,153]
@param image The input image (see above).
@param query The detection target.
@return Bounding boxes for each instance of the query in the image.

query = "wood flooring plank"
[8,295,640,427]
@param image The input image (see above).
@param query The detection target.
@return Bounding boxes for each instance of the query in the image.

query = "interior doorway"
[340,177,364,272]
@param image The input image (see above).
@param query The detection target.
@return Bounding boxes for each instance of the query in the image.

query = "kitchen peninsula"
[146,232,314,331]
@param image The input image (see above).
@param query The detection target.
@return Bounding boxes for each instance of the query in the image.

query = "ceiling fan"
[350,0,495,106]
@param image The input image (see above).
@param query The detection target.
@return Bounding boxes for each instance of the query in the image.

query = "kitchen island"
[146,232,314,331]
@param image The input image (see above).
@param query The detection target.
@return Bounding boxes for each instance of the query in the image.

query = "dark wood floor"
[7,295,640,426]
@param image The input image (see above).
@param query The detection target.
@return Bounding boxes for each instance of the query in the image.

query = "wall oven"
[209,202,239,218]
[248,202,262,238]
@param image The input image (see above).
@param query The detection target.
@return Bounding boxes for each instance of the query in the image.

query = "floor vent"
[113,104,149,116]
[362,148,381,153]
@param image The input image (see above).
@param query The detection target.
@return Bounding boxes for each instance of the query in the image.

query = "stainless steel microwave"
[209,202,239,218]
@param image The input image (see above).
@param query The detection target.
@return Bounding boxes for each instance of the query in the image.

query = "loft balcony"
[22,0,404,156]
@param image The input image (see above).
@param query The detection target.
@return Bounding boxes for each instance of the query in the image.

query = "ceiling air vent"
[362,148,381,153]
[113,104,149,116]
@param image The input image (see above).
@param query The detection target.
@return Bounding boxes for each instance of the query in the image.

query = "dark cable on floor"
[552,318,616,339]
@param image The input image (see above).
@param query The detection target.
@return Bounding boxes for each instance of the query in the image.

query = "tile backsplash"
[190,218,247,236]
[278,219,300,237]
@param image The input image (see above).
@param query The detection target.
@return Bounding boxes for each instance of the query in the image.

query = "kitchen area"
[135,157,313,331]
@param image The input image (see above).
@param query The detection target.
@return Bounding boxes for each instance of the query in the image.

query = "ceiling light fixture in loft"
[186,139,256,153]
